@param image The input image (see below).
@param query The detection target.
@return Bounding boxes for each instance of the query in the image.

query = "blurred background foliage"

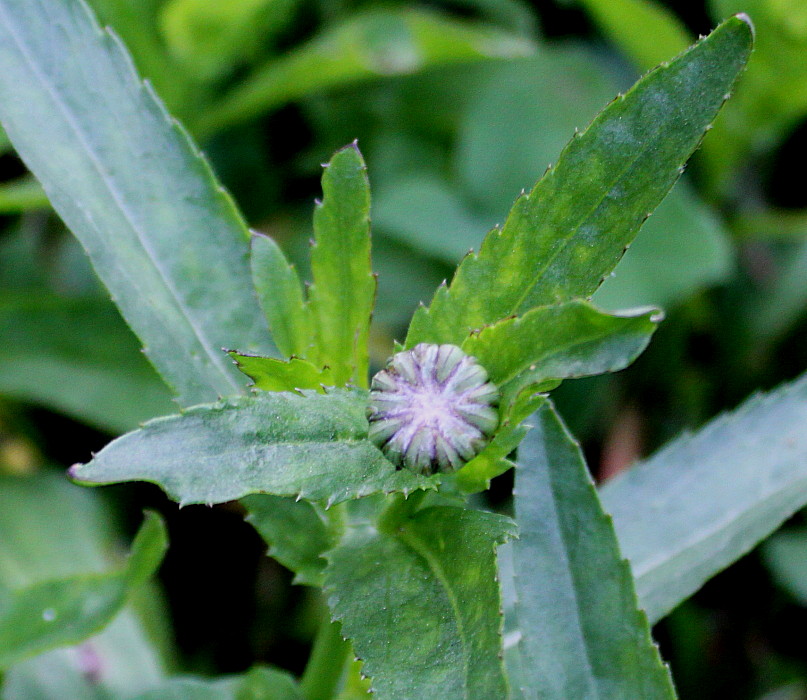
[1,0,807,697]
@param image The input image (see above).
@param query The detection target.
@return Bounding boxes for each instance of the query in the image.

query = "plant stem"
[300,616,350,700]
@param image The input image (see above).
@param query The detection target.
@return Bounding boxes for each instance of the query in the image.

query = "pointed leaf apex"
[733,12,754,36]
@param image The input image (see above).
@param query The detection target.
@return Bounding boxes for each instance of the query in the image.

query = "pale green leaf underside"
[512,403,675,699]
[325,507,516,700]
[70,389,436,506]
[87,0,190,117]
[229,352,334,393]
[0,511,167,670]
[406,15,752,348]
[308,143,375,387]
[0,0,273,406]
[601,371,807,624]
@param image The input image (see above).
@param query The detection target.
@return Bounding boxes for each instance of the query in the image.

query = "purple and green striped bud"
[367,343,499,475]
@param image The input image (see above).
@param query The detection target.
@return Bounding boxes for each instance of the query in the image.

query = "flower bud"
[367,343,499,475]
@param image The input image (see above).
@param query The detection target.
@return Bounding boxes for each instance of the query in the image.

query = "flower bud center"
[367,343,499,475]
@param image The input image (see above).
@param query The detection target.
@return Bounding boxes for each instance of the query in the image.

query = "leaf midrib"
[518,441,600,698]
[507,93,676,317]
[0,3,240,396]
[472,311,646,386]
[398,526,471,700]
[630,473,807,581]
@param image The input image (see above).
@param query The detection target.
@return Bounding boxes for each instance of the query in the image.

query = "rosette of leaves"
[0,1,759,697]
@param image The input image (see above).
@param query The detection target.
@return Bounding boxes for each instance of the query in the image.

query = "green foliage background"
[0,0,806,698]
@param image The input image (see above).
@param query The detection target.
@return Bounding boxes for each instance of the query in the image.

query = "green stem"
[300,616,350,700]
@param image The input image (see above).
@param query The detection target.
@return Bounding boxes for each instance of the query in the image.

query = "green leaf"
[579,0,692,72]
[0,293,175,434]
[2,613,165,700]
[406,16,753,347]
[0,472,169,698]
[160,0,297,81]
[69,389,436,506]
[243,494,332,586]
[86,0,192,116]
[0,473,123,585]
[228,353,334,393]
[308,144,376,387]
[704,0,807,190]
[745,238,807,344]
[762,528,807,607]
[462,301,660,411]
[0,176,49,213]
[251,232,314,360]
[452,392,548,494]
[592,182,733,311]
[600,372,807,624]
[0,510,167,670]
[452,426,526,494]
[128,666,304,700]
[372,175,490,264]
[0,0,274,407]
[325,506,516,699]
[235,666,304,700]
[454,51,733,313]
[195,8,534,136]
[511,403,675,699]
[456,49,616,214]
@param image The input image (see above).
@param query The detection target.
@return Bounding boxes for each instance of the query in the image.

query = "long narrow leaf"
[308,144,376,387]
[512,402,675,699]
[195,9,534,136]
[0,0,273,406]
[0,473,166,697]
[0,511,167,670]
[406,15,752,347]
[601,372,807,624]
[251,232,313,360]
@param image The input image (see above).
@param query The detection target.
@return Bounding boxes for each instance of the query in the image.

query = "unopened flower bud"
[367,343,499,475]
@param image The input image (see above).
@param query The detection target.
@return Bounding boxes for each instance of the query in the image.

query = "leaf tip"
[67,463,83,481]
[733,12,755,38]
